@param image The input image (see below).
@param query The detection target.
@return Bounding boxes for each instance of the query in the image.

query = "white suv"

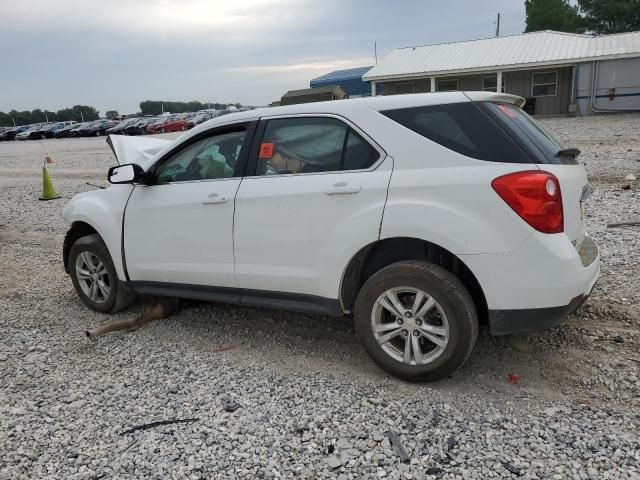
[62,92,599,381]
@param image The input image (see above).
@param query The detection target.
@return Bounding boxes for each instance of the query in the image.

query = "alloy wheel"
[75,251,111,304]
[371,286,449,365]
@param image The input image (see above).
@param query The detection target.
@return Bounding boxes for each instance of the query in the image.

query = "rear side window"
[480,102,574,165]
[255,117,380,175]
[381,103,531,163]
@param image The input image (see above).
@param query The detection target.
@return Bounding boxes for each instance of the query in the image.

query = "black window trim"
[243,113,387,178]
[146,120,258,185]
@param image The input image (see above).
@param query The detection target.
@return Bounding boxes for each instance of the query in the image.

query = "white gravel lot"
[0,116,639,480]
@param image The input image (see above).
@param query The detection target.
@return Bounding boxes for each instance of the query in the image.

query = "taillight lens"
[492,171,563,234]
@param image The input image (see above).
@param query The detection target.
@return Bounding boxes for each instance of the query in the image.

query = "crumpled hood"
[106,135,173,170]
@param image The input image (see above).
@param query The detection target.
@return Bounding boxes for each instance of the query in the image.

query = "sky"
[0,0,526,114]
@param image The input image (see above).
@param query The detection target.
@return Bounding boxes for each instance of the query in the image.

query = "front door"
[123,124,253,287]
[233,115,392,300]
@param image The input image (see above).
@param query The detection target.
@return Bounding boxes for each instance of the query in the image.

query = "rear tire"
[354,260,478,382]
[69,234,135,313]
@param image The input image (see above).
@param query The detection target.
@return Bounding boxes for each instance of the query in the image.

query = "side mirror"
[108,163,145,184]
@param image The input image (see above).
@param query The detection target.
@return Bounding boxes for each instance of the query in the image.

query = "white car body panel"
[380,164,537,255]
[234,156,393,299]
[62,185,133,280]
[123,179,241,287]
[462,232,600,310]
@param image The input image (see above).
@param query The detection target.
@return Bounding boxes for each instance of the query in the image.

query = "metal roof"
[310,66,373,83]
[363,30,640,81]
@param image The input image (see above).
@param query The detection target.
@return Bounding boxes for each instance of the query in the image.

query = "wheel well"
[340,237,488,325]
[63,221,98,274]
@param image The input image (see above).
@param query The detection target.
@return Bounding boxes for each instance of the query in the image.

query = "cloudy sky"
[1,0,525,114]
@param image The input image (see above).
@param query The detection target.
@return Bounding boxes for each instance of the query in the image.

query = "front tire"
[69,234,135,313]
[354,261,478,382]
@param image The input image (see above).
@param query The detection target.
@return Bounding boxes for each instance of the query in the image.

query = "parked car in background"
[16,124,43,140]
[26,123,51,140]
[55,122,85,138]
[62,92,599,381]
[1,125,30,141]
[35,121,77,139]
[146,115,187,134]
[106,118,140,135]
[187,111,217,129]
[125,117,158,136]
[76,119,117,137]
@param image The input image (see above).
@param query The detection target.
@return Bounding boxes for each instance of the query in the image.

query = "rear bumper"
[462,233,600,335]
[488,287,592,335]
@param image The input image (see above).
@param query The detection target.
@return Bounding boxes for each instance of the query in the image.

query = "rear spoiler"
[464,92,526,109]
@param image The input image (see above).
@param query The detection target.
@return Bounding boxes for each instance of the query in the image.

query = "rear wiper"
[556,147,581,158]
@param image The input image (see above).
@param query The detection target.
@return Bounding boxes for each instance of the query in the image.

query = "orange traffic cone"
[39,158,60,201]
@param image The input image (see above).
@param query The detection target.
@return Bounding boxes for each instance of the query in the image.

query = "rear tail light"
[492,171,563,234]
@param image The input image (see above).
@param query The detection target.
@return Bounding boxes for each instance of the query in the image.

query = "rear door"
[233,115,391,300]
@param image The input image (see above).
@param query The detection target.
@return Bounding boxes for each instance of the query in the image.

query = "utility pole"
[80,111,84,123]
[12,117,16,127]
[374,40,378,65]
[45,111,49,123]
[495,12,501,37]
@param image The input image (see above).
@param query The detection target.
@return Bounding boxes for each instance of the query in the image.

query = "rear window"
[381,103,531,163]
[480,102,574,164]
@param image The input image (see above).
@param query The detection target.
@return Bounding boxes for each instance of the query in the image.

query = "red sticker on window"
[259,142,274,159]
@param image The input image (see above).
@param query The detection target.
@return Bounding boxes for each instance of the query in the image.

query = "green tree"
[525,0,584,33]
[578,0,640,33]
[105,110,119,119]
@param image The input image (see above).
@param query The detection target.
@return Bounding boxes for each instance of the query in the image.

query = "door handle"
[324,183,361,195]
[202,193,229,205]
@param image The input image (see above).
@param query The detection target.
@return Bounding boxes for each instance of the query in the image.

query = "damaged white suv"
[62,92,599,381]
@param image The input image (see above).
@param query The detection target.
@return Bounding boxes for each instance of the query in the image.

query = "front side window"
[255,117,379,176]
[436,78,459,91]
[531,71,557,97]
[155,129,246,183]
[381,102,531,163]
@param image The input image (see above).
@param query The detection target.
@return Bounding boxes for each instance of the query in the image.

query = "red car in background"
[146,115,187,134]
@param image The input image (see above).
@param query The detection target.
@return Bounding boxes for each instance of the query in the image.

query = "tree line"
[525,0,640,34]
[139,100,242,115]
[0,105,100,127]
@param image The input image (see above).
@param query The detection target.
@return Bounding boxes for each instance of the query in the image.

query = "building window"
[394,82,415,95]
[482,75,506,93]
[531,71,557,97]
[436,78,459,92]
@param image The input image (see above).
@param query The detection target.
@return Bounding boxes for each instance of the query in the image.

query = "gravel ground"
[0,116,639,480]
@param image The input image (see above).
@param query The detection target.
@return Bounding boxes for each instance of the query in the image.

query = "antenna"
[374,40,378,65]
[495,12,500,37]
